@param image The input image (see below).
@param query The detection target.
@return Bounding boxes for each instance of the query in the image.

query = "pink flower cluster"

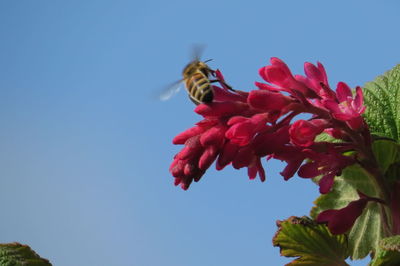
[170,58,366,193]
[169,57,375,234]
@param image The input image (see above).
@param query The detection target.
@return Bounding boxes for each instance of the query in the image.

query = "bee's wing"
[190,44,206,61]
[159,80,184,101]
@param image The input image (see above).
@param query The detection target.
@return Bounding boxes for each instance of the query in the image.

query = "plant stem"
[390,181,400,235]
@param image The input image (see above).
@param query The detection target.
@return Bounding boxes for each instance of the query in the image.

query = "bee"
[181,58,214,105]
[160,47,232,105]
[159,58,215,105]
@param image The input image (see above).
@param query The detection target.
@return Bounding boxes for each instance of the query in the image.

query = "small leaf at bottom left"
[0,242,52,266]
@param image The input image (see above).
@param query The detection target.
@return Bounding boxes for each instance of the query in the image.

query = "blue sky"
[0,1,399,265]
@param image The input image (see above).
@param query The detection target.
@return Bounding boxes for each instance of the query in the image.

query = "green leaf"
[372,139,400,174]
[386,162,400,183]
[315,132,340,143]
[0,242,51,266]
[363,64,400,142]
[370,236,400,266]
[272,216,349,266]
[311,164,383,260]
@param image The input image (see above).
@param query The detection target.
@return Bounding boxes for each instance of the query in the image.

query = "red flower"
[170,121,225,190]
[231,146,266,181]
[247,89,300,121]
[259,58,314,97]
[316,194,368,234]
[303,62,329,91]
[316,192,384,234]
[273,146,307,180]
[289,119,329,147]
[298,147,355,193]
[324,128,349,140]
[216,140,239,170]
[323,83,366,130]
[170,58,365,192]
[170,81,268,189]
[295,61,336,100]
[225,113,271,146]
[251,125,291,158]
[170,119,226,190]
[195,101,249,118]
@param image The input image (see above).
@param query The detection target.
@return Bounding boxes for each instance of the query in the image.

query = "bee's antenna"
[204,59,213,63]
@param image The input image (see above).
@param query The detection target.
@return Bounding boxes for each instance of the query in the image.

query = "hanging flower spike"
[170,59,364,192]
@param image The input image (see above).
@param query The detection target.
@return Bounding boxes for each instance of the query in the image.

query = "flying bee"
[181,58,215,105]
[159,58,215,105]
[160,48,232,105]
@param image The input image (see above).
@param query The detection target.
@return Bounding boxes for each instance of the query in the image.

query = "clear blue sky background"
[0,1,399,265]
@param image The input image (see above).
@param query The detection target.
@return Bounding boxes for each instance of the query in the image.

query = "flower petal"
[298,161,320,178]
[336,82,352,102]
[199,146,218,170]
[316,198,368,234]
[216,141,239,170]
[248,90,292,111]
[173,126,205,144]
[318,172,335,194]
[195,102,248,117]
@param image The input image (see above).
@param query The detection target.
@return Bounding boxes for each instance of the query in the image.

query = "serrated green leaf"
[273,216,349,266]
[372,140,400,174]
[311,164,383,260]
[363,65,400,142]
[0,242,51,266]
[370,236,400,266]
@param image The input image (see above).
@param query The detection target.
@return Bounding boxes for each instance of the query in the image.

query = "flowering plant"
[169,58,400,265]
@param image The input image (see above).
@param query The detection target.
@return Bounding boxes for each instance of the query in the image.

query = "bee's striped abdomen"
[185,71,213,104]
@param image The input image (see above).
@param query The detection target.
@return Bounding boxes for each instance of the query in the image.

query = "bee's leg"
[210,79,235,91]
